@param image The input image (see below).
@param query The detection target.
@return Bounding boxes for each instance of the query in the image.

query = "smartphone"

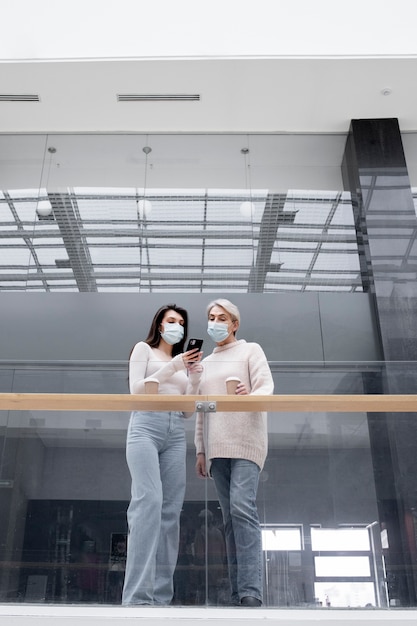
[186,338,204,353]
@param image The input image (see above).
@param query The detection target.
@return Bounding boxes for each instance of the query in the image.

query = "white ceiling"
[2,55,417,188]
[0,57,417,135]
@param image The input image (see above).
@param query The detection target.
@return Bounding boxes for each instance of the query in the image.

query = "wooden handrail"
[0,393,417,412]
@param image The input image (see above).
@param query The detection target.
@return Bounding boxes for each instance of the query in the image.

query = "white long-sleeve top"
[194,339,274,470]
[129,342,199,412]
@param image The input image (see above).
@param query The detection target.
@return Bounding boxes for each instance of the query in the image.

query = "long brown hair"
[144,303,188,357]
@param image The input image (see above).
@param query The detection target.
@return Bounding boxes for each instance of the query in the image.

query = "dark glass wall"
[342,118,417,606]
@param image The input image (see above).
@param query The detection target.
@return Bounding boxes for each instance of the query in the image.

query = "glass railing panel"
[3,359,417,394]
[0,360,417,608]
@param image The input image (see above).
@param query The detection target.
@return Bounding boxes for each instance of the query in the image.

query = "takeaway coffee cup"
[225,377,241,395]
[144,378,159,394]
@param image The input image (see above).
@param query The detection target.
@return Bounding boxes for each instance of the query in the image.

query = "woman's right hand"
[196,453,207,478]
[182,348,203,367]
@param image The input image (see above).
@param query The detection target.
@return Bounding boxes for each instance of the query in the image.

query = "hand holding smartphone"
[186,338,203,361]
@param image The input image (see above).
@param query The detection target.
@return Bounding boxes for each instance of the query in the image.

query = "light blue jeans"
[210,458,263,605]
[122,411,186,606]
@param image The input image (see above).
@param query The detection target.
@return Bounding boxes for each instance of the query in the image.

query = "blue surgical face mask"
[161,322,184,345]
[207,321,230,343]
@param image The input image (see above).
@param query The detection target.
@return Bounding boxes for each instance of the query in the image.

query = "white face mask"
[207,321,230,343]
[161,322,184,345]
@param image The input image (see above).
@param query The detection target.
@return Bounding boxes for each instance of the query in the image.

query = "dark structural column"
[342,118,417,606]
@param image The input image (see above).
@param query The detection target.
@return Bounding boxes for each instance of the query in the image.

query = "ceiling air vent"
[0,94,40,102]
[117,94,200,102]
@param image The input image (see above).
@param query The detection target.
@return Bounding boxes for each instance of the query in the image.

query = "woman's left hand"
[187,362,203,375]
[235,382,249,395]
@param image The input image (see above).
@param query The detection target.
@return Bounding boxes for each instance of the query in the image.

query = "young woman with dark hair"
[143,303,188,356]
[122,304,202,606]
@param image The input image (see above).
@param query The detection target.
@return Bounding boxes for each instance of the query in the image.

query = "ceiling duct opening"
[117,94,200,102]
[0,94,40,102]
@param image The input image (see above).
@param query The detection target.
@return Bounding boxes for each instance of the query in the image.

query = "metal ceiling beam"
[0,271,363,287]
[248,193,297,292]
[3,191,51,291]
[0,228,358,243]
[48,192,97,292]
[301,192,342,292]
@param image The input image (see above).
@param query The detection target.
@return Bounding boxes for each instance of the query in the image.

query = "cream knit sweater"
[194,339,274,471]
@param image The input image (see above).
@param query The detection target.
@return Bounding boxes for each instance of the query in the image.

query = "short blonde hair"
[206,298,240,324]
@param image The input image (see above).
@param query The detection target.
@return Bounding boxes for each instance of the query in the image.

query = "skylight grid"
[96,278,140,284]
[148,224,208,233]
[313,253,360,272]
[277,241,318,250]
[331,203,356,226]
[32,237,65,246]
[304,285,357,292]
[42,268,73,274]
[0,187,362,293]
[86,223,139,231]
[147,199,205,222]
[206,200,264,223]
[77,198,138,221]
[86,237,139,245]
[34,248,67,264]
[138,267,210,276]
[204,248,255,266]
[7,189,40,199]
[48,287,79,292]
[311,271,361,279]
[202,279,248,286]
[147,245,203,266]
[0,282,32,289]
[46,279,78,285]
[94,266,139,274]
[0,204,13,221]
[90,247,140,264]
[0,268,31,274]
[293,207,331,224]
[0,247,34,265]
[11,200,39,222]
[97,286,140,292]
[264,283,301,292]
[272,251,315,270]
[321,243,359,251]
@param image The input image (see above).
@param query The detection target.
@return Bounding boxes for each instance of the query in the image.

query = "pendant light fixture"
[36,146,56,219]
[239,147,256,219]
[137,145,152,219]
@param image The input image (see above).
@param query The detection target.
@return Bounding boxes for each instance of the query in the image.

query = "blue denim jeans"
[122,411,186,606]
[210,458,263,605]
